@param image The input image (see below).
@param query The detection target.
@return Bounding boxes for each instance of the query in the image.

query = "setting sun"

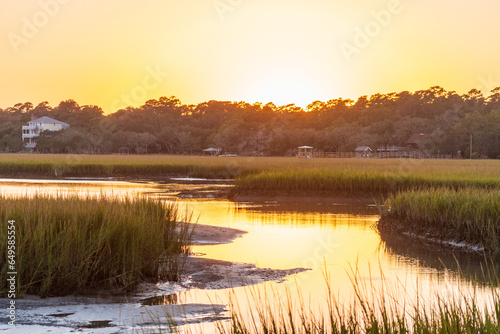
[246,73,324,108]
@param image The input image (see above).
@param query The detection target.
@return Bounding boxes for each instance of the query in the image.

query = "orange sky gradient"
[2,0,500,113]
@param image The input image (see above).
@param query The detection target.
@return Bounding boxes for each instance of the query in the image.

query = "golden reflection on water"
[188,200,399,305]
[0,178,151,198]
[191,203,381,271]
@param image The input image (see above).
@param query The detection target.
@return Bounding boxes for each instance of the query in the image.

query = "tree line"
[1,86,500,158]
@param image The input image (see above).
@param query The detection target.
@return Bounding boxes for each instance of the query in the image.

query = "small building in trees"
[22,115,69,148]
[297,146,313,158]
[406,133,428,149]
[203,147,221,156]
[25,142,39,153]
[355,146,372,158]
[119,146,131,155]
[377,145,399,152]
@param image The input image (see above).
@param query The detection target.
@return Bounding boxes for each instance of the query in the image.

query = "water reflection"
[379,229,500,286]
[0,178,153,198]
[0,178,230,200]
[234,200,379,216]
[232,202,379,228]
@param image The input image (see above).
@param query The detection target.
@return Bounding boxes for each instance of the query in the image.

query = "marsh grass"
[0,194,192,297]
[0,160,234,179]
[1,154,500,186]
[0,154,265,179]
[215,266,500,334]
[381,188,500,256]
[235,169,500,196]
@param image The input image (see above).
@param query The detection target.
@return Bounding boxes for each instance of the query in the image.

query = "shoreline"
[377,217,485,256]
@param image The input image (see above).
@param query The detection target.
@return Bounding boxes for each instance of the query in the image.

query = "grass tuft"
[0,194,192,297]
[380,188,500,257]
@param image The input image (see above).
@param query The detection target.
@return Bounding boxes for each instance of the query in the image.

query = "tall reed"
[0,194,192,297]
[215,266,500,334]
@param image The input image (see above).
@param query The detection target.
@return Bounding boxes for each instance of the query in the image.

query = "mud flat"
[0,223,306,333]
[189,223,248,245]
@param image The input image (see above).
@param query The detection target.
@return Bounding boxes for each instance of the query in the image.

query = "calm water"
[0,178,496,333]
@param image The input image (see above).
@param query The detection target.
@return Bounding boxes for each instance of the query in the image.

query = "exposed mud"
[188,223,247,245]
[181,256,308,290]
[0,221,306,333]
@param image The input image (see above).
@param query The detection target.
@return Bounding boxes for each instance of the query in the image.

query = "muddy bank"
[0,256,307,333]
[188,223,247,245]
[181,257,308,290]
[0,222,307,333]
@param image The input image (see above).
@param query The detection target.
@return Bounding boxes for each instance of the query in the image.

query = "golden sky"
[2,0,500,113]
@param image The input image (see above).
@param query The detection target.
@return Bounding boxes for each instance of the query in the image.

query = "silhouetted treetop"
[2,86,500,157]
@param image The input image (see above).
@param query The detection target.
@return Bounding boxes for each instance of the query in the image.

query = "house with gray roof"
[22,115,70,147]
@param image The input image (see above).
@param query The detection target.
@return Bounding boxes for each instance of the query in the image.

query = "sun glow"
[246,73,324,108]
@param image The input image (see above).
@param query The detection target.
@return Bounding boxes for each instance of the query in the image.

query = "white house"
[22,115,70,146]
[354,146,372,158]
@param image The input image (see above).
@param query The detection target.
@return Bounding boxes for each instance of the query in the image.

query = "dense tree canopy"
[2,86,500,158]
